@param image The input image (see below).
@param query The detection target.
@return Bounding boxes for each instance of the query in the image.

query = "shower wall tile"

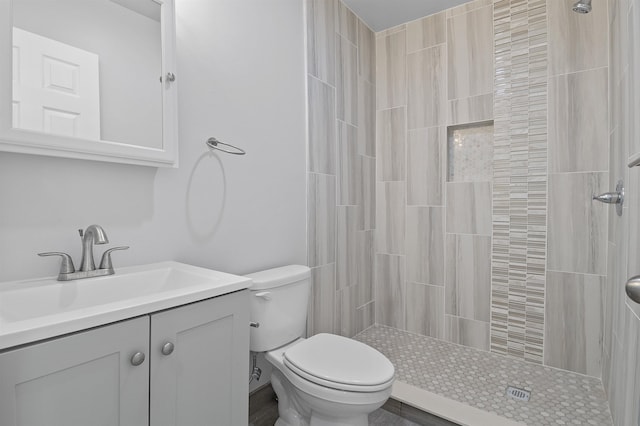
[621,306,640,426]
[336,35,358,126]
[446,0,492,18]
[358,78,376,156]
[356,301,375,334]
[336,209,372,300]
[376,182,405,254]
[406,11,446,53]
[445,182,491,235]
[308,173,336,266]
[608,126,627,244]
[337,121,360,205]
[547,172,608,275]
[445,234,491,322]
[445,315,490,351]
[376,107,406,181]
[407,127,445,206]
[405,207,445,286]
[336,0,357,45]
[336,284,358,337]
[306,2,376,344]
[609,0,628,109]
[307,263,336,336]
[610,199,629,351]
[549,67,609,173]
[548,0,608,76]
[603,242,615,366]
[306,0,336,85]
[630,176,640,309]
[447,5,493,100]
[407,44,446,129]
[447,93,493,126]
[308,76,336,174]
[376,254,406,329]
[544,271,605,377]
[376,24,406,39]
[376,29,406,109]
[358,21,375,83]
[356,230,374,306]
[631,1,640,159]
[360,156,376,230]
[336,205,361,289]
[406,282,444,339]
[626,167,640,320]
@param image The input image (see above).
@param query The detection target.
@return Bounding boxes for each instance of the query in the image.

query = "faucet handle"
[99,246,129,271]
[38,252,76,274]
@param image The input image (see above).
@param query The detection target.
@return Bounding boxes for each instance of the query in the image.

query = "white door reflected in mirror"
[12,27,101,140]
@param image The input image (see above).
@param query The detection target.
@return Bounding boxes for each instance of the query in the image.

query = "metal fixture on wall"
[572,0,592,13]
[206,137,246,155]
[592,180,624,216]
[625,276,640,304]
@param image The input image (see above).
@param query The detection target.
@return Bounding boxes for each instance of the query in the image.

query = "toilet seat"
[283,333,395,392]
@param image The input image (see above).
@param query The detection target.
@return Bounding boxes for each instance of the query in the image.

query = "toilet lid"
[283,334,394,390]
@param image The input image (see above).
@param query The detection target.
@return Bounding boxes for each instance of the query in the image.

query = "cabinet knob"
[130,351,146,366]
[161,342,175,356]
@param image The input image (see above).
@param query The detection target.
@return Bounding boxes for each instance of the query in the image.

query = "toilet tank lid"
[245,265,311,290]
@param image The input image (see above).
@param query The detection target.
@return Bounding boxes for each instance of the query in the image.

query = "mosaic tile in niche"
[447,122,494,182]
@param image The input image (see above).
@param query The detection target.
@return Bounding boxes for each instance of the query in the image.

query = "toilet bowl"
[246,265,394,426]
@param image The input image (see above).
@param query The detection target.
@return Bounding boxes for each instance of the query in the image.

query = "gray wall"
[0,0,307,282]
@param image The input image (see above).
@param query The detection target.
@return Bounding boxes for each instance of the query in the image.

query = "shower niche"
[447,121,494,182]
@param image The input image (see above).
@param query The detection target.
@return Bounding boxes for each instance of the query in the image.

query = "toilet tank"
[245,265,311,352]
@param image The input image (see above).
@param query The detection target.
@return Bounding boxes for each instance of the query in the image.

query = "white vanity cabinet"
[0,289,249,426]
[150,289,249,425]
[0,315,150,426]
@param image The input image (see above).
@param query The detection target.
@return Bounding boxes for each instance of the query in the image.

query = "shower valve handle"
[592,180,624,217]
[592,192,622,204]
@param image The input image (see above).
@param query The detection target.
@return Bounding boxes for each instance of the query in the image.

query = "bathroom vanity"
[0,262,250,426]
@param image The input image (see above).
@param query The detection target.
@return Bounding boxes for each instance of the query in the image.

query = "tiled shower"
[305,0,640,424]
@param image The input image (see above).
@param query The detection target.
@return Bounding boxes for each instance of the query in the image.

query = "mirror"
[0,0,178,167]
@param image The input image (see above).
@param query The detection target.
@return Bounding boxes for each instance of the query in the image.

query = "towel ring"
[206,137,246,155]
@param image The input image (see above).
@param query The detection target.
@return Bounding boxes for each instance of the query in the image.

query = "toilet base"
[269,369,384,426]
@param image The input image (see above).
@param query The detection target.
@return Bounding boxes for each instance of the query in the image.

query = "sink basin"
[0,261,251,350]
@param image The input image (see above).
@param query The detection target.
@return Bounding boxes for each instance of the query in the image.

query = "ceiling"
[341,0,475,32]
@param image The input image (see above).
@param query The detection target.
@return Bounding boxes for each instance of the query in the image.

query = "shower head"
[572,0,592,14]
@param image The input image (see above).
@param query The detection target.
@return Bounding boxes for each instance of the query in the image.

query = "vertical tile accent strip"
[490,0,547,364]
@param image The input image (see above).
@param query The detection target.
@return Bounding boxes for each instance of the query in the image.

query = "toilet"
[246,265,394,426]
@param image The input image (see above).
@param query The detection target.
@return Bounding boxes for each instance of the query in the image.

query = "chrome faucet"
[38,225,129,281]
[78,224,109,271]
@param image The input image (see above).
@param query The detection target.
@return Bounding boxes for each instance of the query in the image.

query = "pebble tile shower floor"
[354,325,613,426]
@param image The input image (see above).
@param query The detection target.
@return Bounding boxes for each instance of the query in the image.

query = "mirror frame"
[0,0,178,167]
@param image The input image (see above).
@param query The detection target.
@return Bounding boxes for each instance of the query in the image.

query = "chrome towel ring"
[206,137,246,155]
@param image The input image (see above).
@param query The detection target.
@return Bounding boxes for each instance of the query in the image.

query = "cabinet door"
[0,316,150,426]
[150,290,249,426]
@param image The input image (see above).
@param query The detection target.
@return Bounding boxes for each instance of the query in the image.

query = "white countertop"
[0,261,251,350]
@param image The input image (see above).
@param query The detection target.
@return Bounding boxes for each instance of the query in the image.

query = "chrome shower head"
[572,0,592,14]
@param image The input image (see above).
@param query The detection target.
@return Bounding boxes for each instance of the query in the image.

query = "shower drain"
[506,386,531,402]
